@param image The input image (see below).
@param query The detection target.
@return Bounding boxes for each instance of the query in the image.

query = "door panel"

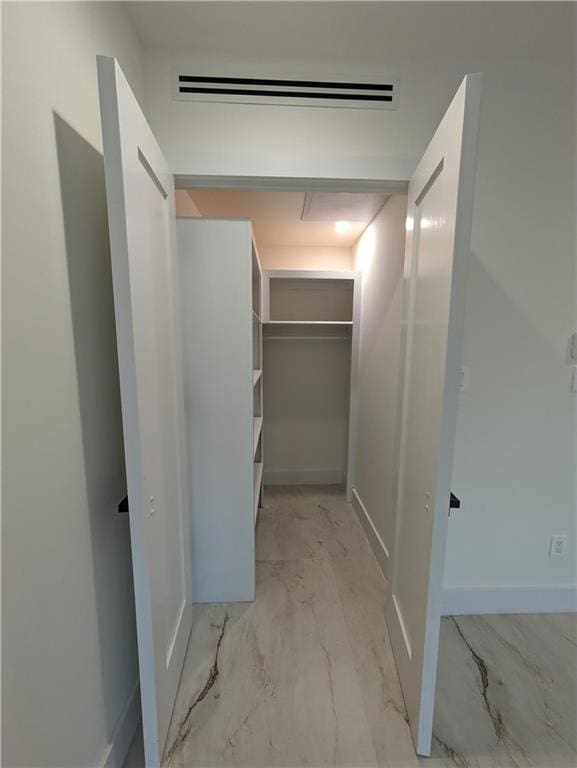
[386,74,482,756]
[97,56,192,766]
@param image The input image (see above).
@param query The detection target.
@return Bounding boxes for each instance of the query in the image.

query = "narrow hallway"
[163,486,414,766]
[124,487,576,768]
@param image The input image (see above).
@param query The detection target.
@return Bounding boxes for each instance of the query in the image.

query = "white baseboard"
[351,488,389,580]
[264,468,344,486]
[441,584,577,616]
[100,682,141,768]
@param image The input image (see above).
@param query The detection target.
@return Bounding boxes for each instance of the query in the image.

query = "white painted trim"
[346,276,362,502]
[392,593,413,660]
[351,488,390,579]
[264,268,360,281]
[175,175,409,194]
[264,468,344,486]
[100,683,140,768]
[441,584,577,616]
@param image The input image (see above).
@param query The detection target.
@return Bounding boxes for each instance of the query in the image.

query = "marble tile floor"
[124,485,577,768]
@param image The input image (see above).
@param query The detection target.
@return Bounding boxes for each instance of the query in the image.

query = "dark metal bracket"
[118,496,129,513]
[449,492,461,515]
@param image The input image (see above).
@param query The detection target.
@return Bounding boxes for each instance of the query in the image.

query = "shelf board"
[253,461,263,522]
[253,369,262,386]
[266,320,353,326]
[253,416,263,456]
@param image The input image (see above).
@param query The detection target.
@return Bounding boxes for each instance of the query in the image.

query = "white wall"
[2,3,143,765]
[444,57,577,596]
[138,3,577,599]
[352,196,407,576]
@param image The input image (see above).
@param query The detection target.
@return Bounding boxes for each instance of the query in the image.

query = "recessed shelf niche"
[268,276,354,323]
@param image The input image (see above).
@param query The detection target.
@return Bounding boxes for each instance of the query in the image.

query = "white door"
[386,74,482,756]
[97,56,192,766]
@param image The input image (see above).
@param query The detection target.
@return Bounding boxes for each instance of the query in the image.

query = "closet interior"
[175,188,378,603]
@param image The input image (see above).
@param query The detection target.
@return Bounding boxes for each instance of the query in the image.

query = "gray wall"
[2,3,143,765]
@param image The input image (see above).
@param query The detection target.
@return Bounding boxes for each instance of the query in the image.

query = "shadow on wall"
[53,113,140,752]
[447,247,576,587]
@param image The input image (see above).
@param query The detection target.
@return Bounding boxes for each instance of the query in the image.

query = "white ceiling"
[185,189,385,247]
[126,3,569,67]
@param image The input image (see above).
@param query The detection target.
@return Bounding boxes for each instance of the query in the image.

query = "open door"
[386,74,482,756]
[97,57,192,766]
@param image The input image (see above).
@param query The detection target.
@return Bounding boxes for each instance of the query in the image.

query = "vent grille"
[173,73,399,110]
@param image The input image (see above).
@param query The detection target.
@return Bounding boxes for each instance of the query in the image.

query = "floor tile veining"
[124,486,576,768]
[433,612,577,767]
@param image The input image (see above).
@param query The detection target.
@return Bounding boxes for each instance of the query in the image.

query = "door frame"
[174,175,408,193]
[170,166,472,757]
[101,53,476,767]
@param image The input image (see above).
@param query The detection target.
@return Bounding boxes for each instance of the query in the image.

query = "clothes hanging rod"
[266,320,353,325]
[264,335,351,341]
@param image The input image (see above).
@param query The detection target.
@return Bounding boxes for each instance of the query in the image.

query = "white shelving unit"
[177,218,262,602]
[262,269,361,501]
[253,416,263,456]
[253,461,264,521]
[252,241,264,522]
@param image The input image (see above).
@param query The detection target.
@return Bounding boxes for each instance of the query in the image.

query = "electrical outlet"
[549,535,567,559]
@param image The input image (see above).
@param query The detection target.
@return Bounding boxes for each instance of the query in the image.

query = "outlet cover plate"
[549,535,567,559]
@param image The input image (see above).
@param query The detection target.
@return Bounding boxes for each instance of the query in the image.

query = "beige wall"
[175,188,201,217]
[258,245,353,271]
[263,333,351,483]
[2,3,143,765]
[174,202,354,271]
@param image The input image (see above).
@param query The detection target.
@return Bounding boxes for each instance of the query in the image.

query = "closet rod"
[264,335,350,341]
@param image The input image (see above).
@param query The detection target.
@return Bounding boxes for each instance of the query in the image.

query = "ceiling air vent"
[173,72,399,110]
